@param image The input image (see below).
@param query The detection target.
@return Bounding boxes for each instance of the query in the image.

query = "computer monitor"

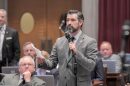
[102,60,116,73]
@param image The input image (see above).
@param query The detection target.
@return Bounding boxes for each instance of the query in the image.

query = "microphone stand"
[119,22,130,72]
[118,20,130,84]
[65,32,77,86]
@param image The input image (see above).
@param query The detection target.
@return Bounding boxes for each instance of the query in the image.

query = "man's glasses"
[19,63,34,67]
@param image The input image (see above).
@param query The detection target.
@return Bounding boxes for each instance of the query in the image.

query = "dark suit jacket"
[0,73,46,86]
[39,32,98,86]
[1,27,20,66]
[91,58,104,81]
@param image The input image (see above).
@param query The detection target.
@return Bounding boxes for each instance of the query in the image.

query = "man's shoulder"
[111,54,120,58]
[4,73,17,77]
[6,27,17,32]
[2,73,17,80]
[55,36,66,43]
[80,33,97,42]
[110,54,121,60]
[32,76,46,84]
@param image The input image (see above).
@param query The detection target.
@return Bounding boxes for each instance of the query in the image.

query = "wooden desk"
[106,73,127,86]
[107,73,120,86]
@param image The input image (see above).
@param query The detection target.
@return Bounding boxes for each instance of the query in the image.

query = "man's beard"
[71,28,78,33]
[66,25,78,33]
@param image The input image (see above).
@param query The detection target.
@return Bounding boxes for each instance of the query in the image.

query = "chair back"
[35,75,55,86]
[103,65,107,86]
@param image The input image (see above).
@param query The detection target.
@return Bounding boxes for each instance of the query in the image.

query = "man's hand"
[69,42,77,53]
[37,57,45,64]
[23,71,31,82]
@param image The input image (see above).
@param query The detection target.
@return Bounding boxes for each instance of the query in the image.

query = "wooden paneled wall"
[7,0,81,55]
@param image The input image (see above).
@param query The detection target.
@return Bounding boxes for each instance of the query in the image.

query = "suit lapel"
[61,37,71,67]
[76,33,85,49]
[3,28,9,46]
[63,38,70,60]
[12,74,20,85]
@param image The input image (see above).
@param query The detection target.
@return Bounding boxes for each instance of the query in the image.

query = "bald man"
[100,41,122,72]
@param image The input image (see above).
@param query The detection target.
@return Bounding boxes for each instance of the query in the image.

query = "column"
[82,0,99,40]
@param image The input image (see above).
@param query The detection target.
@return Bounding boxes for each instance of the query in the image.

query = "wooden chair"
[103,66,107,86]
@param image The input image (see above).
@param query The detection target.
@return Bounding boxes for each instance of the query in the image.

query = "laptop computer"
[2,66,18,74]
[102,60,116,73]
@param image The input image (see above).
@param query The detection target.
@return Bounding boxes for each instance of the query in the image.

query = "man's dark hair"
[67,10,84,21]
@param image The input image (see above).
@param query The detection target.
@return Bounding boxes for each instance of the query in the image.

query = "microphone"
[122,20,130,36]
[119,20,130,59]
[59,20,65,30]
[122,20,130,30]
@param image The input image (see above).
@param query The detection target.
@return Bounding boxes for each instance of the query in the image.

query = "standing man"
[0,9,20,72]
[38,10,98,86]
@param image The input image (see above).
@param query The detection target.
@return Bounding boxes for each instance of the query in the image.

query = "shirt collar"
[0,24,6,31]
[19,74,23,80]
[74,30,82,42]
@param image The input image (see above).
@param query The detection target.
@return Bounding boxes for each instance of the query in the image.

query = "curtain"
[98,0,130,53]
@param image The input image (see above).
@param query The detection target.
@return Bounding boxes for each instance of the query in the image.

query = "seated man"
[23,42,59,86]
[91,57,104,86]
[0,56,46,86]
[23,42,49,75]
[100,41,122,73]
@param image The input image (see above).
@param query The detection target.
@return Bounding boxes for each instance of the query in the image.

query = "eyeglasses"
[19,63,34,67]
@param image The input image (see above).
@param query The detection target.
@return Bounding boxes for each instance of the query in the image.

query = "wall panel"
[8,0,81,55]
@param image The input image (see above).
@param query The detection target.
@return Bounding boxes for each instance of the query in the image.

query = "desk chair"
[2,66,18,74]
[35,75,55,86]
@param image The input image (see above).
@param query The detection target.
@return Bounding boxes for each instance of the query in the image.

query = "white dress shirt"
[0,24,6,61]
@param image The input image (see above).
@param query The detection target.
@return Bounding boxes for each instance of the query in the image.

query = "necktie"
[67,37,76,64]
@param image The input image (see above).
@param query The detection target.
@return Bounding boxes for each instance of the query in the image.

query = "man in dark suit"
[38,10,98,86]
[91,58,104,86]
[0,56,46,86]
[0,9,20,72]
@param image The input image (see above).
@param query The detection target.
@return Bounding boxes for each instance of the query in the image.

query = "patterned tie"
[67,37,76,64]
